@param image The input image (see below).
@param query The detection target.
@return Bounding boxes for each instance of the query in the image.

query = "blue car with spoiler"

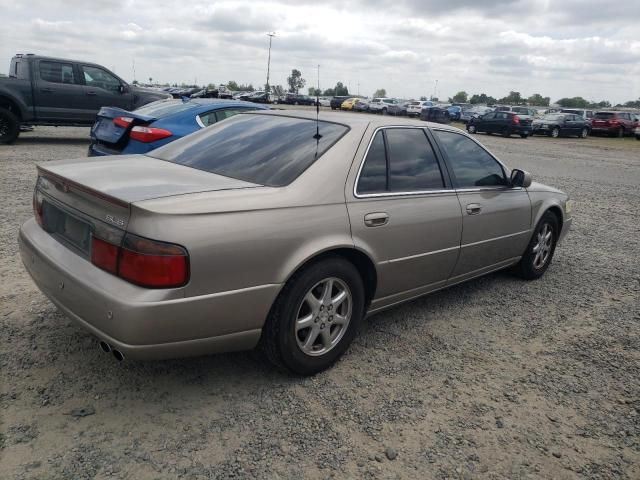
[88,98,268,156]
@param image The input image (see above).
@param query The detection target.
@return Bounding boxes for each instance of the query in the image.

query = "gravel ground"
[1,124,639,479]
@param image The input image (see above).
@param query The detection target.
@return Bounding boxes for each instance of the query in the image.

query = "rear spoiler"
[96,106,157,124]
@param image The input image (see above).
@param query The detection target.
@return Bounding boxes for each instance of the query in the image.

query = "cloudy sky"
[1,0,639,104]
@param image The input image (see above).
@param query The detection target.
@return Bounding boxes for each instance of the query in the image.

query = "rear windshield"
[135,101,197,117]
[594,112,615,119]
[542,114,565,120]
[150,114,349,187]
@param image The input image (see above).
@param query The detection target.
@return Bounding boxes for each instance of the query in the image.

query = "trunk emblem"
[105,214,125,228]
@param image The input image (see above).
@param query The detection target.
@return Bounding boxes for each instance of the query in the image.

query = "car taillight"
[113,116,134,128]
[91,233,189,289]
[512,115,520,124]
[33,190,44,227]
[130,126,173,143]
[91,236,119,274]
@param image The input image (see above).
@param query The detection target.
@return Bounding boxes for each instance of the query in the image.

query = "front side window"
[356,128,444,195]
[151,114,349,187]
[82,65,121,92]
[40,61,75,84]
[434,130,507,188]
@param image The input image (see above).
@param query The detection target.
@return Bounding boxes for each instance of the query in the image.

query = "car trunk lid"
[35,156,260,257]
[90,107,157,151]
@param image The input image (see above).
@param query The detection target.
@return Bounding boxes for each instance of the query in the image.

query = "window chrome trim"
[353,125,453,199]
[195,115,206,128]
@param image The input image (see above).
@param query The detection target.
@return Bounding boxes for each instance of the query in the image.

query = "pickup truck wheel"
[260,256,365,375]
[0,108,20,144]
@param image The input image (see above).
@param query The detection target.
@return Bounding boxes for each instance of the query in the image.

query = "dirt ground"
[0,123,639,480]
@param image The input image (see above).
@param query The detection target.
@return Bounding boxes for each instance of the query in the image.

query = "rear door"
[33,59,86,122]
[347,126,462,309]
[432,129,531,282]
[477,112,495,132]
[80,64,133,119]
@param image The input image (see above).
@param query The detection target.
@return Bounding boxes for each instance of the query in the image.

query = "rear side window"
[594,112,614,119]
[434,130,507,188]
[357,128,444,195]
[151,114,349,187]
[40,61,75,84]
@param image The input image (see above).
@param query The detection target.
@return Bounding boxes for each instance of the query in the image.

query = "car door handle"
[466,203,482,215]
[86,91,97,96]
[40,88,53,93]
[364,212,389,227]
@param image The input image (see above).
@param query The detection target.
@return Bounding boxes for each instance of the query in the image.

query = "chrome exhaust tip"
[99,341,111,353]
[112,349,125,362]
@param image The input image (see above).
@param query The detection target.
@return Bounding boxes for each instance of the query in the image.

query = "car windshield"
[134,101,198,117]
[150,114,349,187]
[594,112,615,119]
[542,114,565,120]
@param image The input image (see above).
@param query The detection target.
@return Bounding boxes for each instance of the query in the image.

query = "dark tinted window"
[594,112,614,119]
[386,129,443,191]
[434,131,507,188]
[482,112,496,120]
[357,131,387,194]
[356,128,444,194]
[40,61,75,84]
[151,114,348,187]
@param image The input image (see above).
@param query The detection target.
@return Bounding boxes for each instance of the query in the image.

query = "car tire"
[579,128,589,138]
[514,211,559,280]
[520,133,529,138]
[636,135,640,141]
[502,127,511,138]
[382,107,387,115]
[467,124,477,134]
[616,127,624,138]
[260,256,365,375]
[0,108,20,144]
[550,127,560,138]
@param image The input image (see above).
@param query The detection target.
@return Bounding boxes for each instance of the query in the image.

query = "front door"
[431,129,532,282]
[33,60,87,122]
[347,126,462,309]
[80,65,133,120]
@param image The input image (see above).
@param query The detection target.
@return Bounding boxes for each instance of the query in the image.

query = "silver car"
[19,111,572,374]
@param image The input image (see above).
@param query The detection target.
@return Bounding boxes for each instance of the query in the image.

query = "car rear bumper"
[19,218,279,360]
[88,142,124,157]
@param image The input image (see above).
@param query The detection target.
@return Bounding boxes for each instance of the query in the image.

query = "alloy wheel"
[532,223,553,269]
[295,277,352,356]
[0,117,8,138]
[551,127,559,138]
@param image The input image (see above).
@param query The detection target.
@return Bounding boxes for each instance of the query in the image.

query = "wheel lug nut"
[315,318,318,323]
[329,316,333,321]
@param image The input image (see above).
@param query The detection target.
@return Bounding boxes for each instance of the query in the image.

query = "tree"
[132,79,139,85]
[450,91,468,103]
[556,97,589,108]
[287,69,306,94]
[498,91,523,105]
[623,98,640,108]
[527,93,550,107]
[469,93,497,105]
[419,96,427,101]
[373,88,387,98]
[308,87,321,96]
[227,80,240,91]
[322,82,349,96]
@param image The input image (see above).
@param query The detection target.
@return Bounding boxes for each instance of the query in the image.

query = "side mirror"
[510,169,532,188]
[118,84,128,94]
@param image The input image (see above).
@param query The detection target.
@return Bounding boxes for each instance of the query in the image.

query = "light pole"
[266,32,275,94]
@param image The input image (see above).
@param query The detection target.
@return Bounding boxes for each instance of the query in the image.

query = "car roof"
[250,109,464,132]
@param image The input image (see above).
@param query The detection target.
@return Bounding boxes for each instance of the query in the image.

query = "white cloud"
[0,1,638,103]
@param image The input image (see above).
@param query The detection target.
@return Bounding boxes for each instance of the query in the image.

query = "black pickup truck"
[0,54,170,143]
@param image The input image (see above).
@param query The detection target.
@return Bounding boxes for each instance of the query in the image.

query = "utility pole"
[266,32,275,94]
[317,64,320,94]
[132,59,136,82]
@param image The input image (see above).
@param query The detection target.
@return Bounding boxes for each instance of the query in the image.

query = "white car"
[318,97,331,107]
[407,100,434,117]
[368,98,398,114]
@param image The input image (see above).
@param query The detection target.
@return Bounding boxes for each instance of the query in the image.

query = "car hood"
[130,86,172,101]
[39,154,260,204]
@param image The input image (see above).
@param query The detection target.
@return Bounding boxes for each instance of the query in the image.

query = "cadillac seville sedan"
[19,111,572,375]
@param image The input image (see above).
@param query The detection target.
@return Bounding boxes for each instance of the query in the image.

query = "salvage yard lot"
[1,123,639,479]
